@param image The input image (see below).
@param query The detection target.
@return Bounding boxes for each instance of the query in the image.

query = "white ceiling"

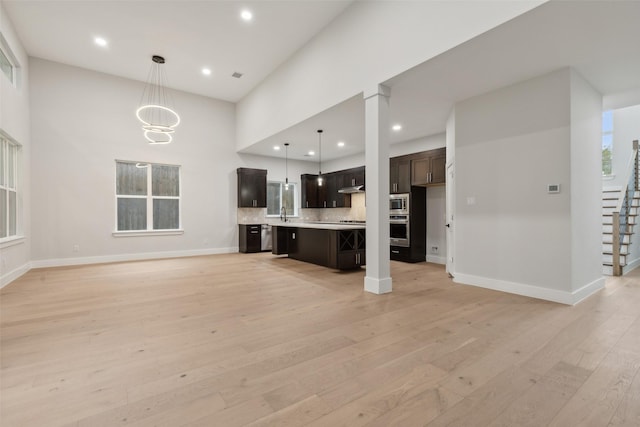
[242,0,640,162]
[3,0,352,102]
[4,1,640,164]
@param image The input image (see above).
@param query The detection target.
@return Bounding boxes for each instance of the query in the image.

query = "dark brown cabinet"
[272,225,365,270]
[336,229,366,269]
[411,148,446,186]
[238,224,262,253]
[301,174,321,208]
[301,172,352,209]
[343,166,365,187]
[237,168,267,207]
[390,156,411,194]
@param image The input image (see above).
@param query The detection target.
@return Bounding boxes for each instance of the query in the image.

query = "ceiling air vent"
[232,72,243,78]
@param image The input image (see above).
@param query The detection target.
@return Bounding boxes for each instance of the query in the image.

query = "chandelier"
[136,55,180,145]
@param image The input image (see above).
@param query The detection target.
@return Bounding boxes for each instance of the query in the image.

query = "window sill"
[112,230,184,237]
[602,174,616,181]
[0,236,25,249]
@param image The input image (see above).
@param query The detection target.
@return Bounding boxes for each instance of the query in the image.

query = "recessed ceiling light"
[202,68,212,76]
[392,124,402,131]
[273,146,280,151]
[308,151,315,156]
[241,9,253,21]
[337,141,345,147]
[94,37,108,47]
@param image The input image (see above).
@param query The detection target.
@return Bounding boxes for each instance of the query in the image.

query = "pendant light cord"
[317,129,323,176]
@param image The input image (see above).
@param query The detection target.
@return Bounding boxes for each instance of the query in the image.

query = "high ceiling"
[3,0,352,102]
[4,1,640,163]
[241,0,640,162]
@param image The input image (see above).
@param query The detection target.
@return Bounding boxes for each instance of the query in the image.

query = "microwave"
[389,193,409,214]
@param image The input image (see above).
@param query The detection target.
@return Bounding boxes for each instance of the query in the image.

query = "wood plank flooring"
[1,253,639,426]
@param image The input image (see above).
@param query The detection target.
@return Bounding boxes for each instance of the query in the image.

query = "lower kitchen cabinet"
[238,224,262,253]
[335,229,366,269]
[271,225,289,255]
[270,225,365,270]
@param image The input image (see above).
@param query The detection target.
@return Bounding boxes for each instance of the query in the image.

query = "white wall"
[452,68,604,304]
[0,4,31,287]
[569,70,603,293]
[454,69,573,298]
[28,59,317,267]
[236,1,544,150]
[426,186,446,264]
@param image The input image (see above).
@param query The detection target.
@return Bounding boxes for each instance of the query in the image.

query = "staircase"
[602,187,639,275]
[602,140,639,276]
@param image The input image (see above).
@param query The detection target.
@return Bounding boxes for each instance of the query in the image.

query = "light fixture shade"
[137,55,180,144]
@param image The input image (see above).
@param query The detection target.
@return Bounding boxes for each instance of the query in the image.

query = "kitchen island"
[272,223,365,270]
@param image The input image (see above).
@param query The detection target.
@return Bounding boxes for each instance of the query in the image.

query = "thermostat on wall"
[547,184,560,193]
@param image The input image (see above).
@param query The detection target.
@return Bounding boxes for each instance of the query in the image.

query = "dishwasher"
[261,224,272,251]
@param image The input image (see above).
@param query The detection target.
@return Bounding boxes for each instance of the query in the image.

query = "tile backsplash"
[237,193,366,224]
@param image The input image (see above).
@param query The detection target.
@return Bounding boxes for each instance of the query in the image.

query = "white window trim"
[0,236,25,249]
[112,230,184,237]
[115,160,182,234]
[0,32,19,87]
[0,133,21,243]
[265,181,299,218]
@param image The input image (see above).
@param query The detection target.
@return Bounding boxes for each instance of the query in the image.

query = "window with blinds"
[0,136,19,240]
[115,161,181,231]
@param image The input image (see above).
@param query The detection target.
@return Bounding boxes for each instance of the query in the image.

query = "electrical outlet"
[73,245,80,252]
[431,246,438,253]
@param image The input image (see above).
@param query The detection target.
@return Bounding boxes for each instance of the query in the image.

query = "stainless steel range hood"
[338,185,365,194]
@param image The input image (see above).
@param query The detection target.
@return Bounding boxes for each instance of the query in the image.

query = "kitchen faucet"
[280,206,288,222]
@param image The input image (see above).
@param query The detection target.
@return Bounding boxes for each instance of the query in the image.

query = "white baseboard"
[426,255,446,265]
[1,262,31,289]
[364,276,392,294]
[623,256,640,274]
[30,247,239,269]
[453,272,605,305]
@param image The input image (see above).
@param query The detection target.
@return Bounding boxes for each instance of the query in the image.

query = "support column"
[364,84,392,294]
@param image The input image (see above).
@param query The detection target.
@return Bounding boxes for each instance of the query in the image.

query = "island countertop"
[270,222,365,230]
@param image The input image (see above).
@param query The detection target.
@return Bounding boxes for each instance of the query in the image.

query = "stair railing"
[612,140,639,276]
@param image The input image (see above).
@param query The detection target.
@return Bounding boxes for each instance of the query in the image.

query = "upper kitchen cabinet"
[390,156,411,194]
[301,174,321,208]
[343,166,365,187]
[237,168,267,207]
[411,148,446,186]
[328,172,351,208]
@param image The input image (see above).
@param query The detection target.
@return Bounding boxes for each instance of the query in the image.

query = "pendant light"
[136,55,180,145]
[284,143,290,190]
[317,129,323,187]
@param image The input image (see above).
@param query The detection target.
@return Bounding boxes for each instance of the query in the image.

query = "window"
[602,110,613,176]
[0,33,17,85]
[267,181,298,217]
[0,136,20,240]
[115,161,181,232]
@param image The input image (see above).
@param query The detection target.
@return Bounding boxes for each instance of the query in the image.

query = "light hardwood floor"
[1,253,639,427]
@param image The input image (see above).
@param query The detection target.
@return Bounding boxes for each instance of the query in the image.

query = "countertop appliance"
[261,224,272,251]
[389,193,409,215]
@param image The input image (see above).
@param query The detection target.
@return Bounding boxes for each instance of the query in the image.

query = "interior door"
[446,162,455,276]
